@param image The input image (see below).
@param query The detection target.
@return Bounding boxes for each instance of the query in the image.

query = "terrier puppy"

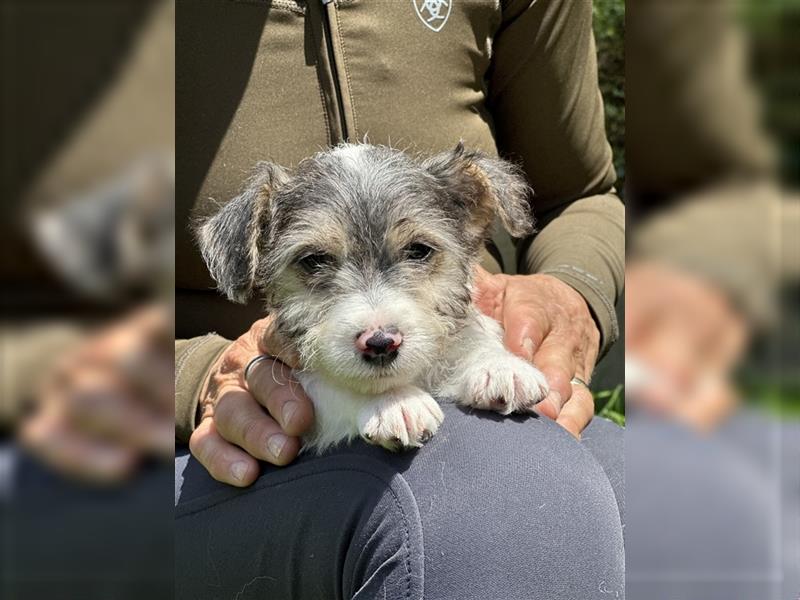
[198,143,549,451]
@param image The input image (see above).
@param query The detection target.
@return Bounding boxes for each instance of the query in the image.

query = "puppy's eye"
[404,243,435,262]
[298,252,334,273]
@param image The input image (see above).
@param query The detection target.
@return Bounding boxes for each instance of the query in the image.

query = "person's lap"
[175,402,625,600]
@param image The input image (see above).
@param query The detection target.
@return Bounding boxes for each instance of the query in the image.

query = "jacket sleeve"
[175,334,231,443]
[487,0,624,355]
[631,181,799,329]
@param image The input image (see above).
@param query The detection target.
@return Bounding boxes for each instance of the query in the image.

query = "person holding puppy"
[175,1,624,599]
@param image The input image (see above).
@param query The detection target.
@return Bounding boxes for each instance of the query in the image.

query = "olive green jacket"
[175,0,625,442]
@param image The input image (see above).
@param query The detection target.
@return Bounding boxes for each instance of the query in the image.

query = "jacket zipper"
[320,0,349,142]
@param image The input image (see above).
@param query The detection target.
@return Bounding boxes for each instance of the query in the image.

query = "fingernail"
[522,337,535,361]
[546,390,563,411]
[230,461,249,482]
[268,434,288,459]
[282,401,298,428]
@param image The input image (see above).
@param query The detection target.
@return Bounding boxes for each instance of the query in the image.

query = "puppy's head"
[198,143,532,393]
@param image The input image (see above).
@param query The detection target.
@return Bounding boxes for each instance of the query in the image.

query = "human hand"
[625,261,748,431]
[189,316,314,486]
[19,305,174,483]
[473,266,601,438]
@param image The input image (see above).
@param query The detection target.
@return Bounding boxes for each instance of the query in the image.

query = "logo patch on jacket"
[413,0,451,32]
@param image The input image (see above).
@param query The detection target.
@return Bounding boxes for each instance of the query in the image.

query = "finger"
[214,388,301,466]
[19,411,138,484]
[246,358,314,437]
[189,418,260,487]
[499,301,549,362]
[531,334,578,416]
[555,385,595,439]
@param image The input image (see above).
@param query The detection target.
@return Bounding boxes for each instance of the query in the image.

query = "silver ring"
[570,376,589,388]
[243,354,283,385]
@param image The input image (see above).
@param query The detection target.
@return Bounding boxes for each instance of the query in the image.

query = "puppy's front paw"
[460,353,549,415]
[358,387,444,452]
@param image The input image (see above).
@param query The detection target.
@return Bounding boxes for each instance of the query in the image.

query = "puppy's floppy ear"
[196,162,289,303]
[423,142,534,238]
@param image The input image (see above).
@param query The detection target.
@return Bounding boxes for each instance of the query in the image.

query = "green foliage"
[739,0,800,185]
[593,0,626,191]
[594,385,625,426]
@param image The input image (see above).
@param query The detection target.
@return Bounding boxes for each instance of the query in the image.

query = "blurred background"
[625,0,798,598]
[1,0,174,598]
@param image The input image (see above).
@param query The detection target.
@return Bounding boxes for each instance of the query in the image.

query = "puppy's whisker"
[269,359,284,387]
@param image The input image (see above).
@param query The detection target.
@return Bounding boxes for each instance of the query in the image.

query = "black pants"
[176,403,625,600]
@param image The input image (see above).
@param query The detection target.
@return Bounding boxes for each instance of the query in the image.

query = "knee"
[418,404,621,518]
[403,406,625,598]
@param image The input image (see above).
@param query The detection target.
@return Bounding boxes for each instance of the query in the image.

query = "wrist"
[175,334,231,443]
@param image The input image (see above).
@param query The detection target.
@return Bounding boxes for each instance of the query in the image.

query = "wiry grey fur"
[197,162,289,304]
[197,143,547,451]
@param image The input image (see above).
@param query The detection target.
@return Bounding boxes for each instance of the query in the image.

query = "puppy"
[198,143,549,452]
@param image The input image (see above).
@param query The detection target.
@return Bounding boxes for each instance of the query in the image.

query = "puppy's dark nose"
[365,332,394,354]
[356,328,403,364]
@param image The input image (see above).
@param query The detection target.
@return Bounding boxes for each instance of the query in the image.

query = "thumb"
[503,311,545,363]
[472,266,507,320]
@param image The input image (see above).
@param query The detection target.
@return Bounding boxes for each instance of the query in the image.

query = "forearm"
[520,192,625,356]
[631,180,797,328]
[488,0,624,356]
[175,334,231,443]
